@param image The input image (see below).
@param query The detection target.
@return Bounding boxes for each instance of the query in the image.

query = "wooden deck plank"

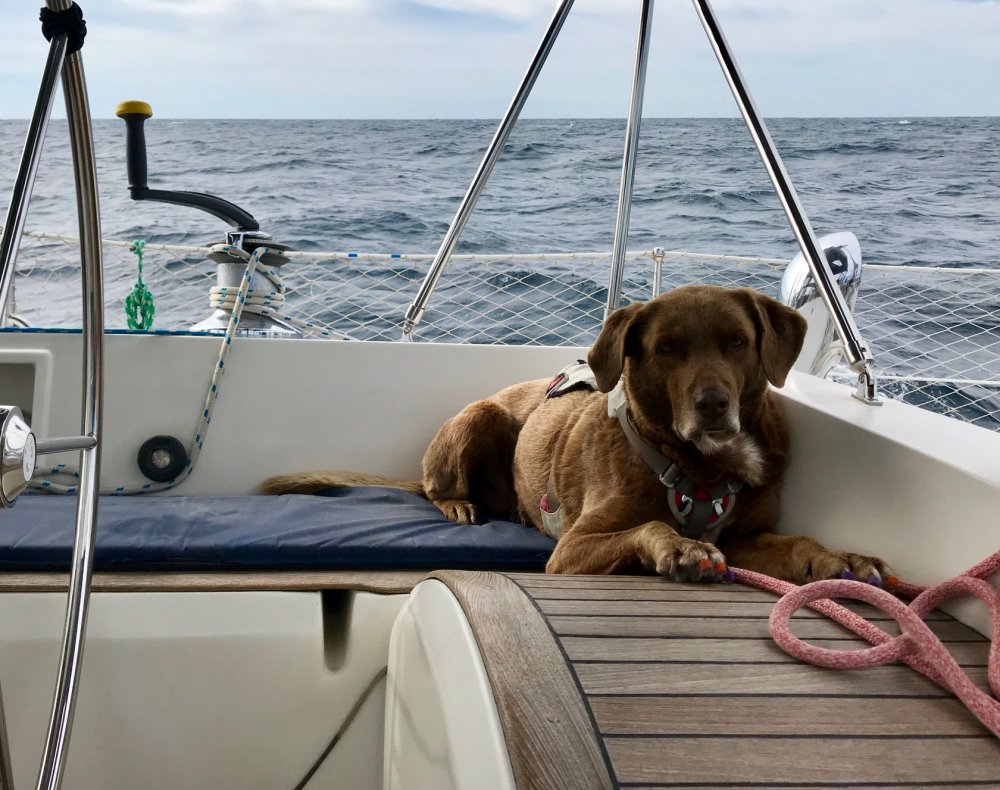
[520,585,785,601]
[0,570,428,594]
[524,588,953,624]
[590,695,990,736]
[533,598,937,620]
[562,635,992,666]
[576,661,989,697]
[451,574,997,788]
[620,785,1000,789]
[604,736,1000,785]
[430,571,615,790]
[546,614,977,641]
[509,574,738,590]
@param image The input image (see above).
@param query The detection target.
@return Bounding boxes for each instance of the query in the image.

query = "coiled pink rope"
[731,550,1000,739]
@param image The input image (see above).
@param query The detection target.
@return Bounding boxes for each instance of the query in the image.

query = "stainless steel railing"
[0,25,68,320]
[400,0,576,339]
[606,0,655,321]
[690,0,879,402]
[399,0,880,403]
[0,1,105,787]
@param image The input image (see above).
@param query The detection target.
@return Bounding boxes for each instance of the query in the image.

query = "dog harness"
[540,362,742,543]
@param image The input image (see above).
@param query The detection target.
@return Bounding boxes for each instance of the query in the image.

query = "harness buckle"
[659,463,683,488]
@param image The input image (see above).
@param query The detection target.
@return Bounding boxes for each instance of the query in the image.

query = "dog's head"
[588,285,807,450]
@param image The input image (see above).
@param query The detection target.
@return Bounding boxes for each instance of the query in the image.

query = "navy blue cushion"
[0,487,555,572]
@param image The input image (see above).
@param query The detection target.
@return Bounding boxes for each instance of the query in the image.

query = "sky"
[1,0,998,118]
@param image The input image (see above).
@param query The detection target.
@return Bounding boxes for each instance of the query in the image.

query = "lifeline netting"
[6,230,999,431]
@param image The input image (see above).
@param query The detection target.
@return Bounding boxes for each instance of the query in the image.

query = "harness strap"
[540,363,742,543]
[608,381,741,542]
[545,361,597,399]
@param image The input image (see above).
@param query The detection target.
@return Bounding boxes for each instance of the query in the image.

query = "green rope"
[124,239,155,330]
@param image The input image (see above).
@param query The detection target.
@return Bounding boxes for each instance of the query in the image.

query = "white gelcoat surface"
[779,372,1000,635]
[384,579,515,790]
[0,590,406,789]
[0,333,584,495]
[1,330,997,632]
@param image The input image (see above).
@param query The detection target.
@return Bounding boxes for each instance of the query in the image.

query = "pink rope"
[730,549,1000,739]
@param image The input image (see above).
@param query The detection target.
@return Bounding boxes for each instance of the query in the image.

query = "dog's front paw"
[806,551,894,586]
[433,498,478,525]
[642,528,729,582]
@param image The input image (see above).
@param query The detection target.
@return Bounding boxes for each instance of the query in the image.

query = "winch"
[115,100,298,335]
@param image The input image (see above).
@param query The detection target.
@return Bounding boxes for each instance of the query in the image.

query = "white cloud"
[112,0,365,14]
[1,0,997,117]
[410,0,546,18]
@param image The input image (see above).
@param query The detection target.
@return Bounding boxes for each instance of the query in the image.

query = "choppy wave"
[2,117,998,426]
[2,116,996,269]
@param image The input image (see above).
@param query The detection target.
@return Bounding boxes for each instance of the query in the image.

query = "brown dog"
[263,285,891,584]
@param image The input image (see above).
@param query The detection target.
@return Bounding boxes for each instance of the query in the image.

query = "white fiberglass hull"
[0,333,995,788]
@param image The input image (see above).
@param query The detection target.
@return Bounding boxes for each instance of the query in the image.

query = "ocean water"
[3,116,998,426]
[2,116,998,265]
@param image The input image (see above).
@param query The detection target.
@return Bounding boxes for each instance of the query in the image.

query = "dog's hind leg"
[422,399,520,525]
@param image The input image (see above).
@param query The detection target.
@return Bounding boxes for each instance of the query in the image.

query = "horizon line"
[2,114,998,122]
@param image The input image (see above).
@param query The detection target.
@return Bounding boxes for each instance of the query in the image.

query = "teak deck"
[3,568,996,787]
[434,571,999,790]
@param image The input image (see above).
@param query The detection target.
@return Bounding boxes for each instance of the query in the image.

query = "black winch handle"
[116,100,151,191]
[114,100,260,232]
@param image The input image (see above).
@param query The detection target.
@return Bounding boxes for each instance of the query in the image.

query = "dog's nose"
[695,388,731,419]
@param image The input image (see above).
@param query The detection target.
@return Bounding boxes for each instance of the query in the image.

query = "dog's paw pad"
[665,539,728,583]
[433,498,478,525]
[812,552,893,585]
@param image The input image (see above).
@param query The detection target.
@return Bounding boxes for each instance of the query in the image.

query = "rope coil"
[735,550,1000,739]
[207,243,344,338]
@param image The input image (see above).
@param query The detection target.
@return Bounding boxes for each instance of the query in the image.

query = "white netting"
[4,230,999,430]
[846,264,1000,432]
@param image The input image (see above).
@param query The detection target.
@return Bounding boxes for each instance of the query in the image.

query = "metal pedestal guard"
[399,0,879,405]
[606,0,655,320]
[0,691,11,790]
[0,1,105,788]
[689,0,879,402]
[36,8,105,784]
[0,31,67,323]
[401,0,575,339]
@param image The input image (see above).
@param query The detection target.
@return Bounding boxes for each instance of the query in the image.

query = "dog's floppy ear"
[736,289,808,387]
[588,301,646,393]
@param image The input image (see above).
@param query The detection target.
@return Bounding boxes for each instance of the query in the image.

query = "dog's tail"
[259,470,426,497]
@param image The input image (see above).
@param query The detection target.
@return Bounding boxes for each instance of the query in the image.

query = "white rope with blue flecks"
[29,245,327,495]
[208,243,347,338]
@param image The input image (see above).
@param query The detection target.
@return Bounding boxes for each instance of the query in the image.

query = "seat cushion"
[0,487,555,572]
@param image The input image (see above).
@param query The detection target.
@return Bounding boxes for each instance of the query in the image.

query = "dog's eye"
[658,342,675,355]
[729,337,746,350]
